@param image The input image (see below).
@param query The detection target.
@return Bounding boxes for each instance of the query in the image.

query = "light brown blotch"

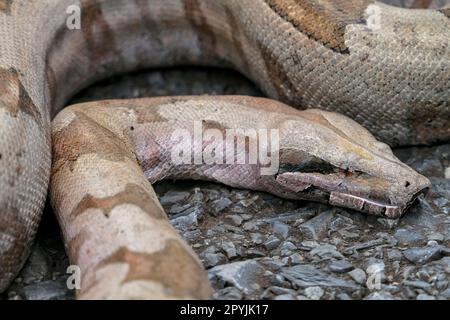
[80,0,122,71]
[439,8,450,19]
[410,101,450,145]
[0,200,29,283]
[70,183,166,220]
[134,107,168,124]
[0,67,41,123]
[410,0,433,8]
[71,183,167,219]
[258,42,305,106]
[0,0,12,14]
[183,0,217,60]
[264,0,373,53]
[299,110,352,141]
[224,7,250,74]
[51,111,135,175]
[100,240,212,299]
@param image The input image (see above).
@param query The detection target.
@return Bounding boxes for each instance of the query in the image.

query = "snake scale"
[0,0,449,299]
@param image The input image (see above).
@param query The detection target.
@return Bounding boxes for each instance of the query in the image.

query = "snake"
[0,0,449,299]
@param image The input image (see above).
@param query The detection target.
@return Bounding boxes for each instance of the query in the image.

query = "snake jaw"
[275,170,430,218]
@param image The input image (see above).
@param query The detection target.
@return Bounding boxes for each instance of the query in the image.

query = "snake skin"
[0,0,449,297]
[51,97,431,298]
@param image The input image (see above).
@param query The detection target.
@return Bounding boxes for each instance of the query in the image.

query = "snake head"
[271,109,430,219]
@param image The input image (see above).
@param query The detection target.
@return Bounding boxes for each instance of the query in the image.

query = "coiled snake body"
[0,0,449,298]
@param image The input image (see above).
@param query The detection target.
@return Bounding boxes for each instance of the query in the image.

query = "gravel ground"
[2,67,449,300]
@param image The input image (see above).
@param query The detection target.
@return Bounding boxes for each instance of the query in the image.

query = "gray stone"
[386,249,403,261]
[239,196,258,208]
[274,294,296,300]
[260,258,286,271]
[281,241,297,251]
[304,286,324,300]
[203,252,226,268]
[417,294,436,300]
[377,218,399,229]
[171,210,199,228]
[159,191,190,206]
[364,292,398,300]
[440,288,450,299]
[366,261,386,285]
[263,208,316,224]
[213,287,243,300]
[264,236,281,251]
[230,205,246,214]
[403,245,442,264]
[310,244,344,259]
[281,264,358,289]
[272,222,290,239]
[191,188,204,202]
[225,215,243,226]
[209,260,267,295]
[337,229,360,240]
[329,260,354,273]
[21,279,71,300]
[170,203,192,214]
[240,214,253,221]
[263,286,296,297]
[289,253,303,265]
[300,241,319,250]
[348,268,367,285]
[245,249,266,258]
[403,280,432,291]
[242,221,258,231]
[21,245,51,285]
[428,232,445,242]
[250,233,265,245]
[336,293,352,300]
[298,211,334,240]
[436,257,450,273]
[211,198,233,215]
[221,241,238,259]
[436,280,448,291]
[329,215,353,231]
[394,228,425,246]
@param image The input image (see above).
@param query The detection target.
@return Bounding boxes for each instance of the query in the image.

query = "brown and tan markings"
[183,0,217,60]
[224,7,250,74]
[51,111,135,175]
[258,42,306,106]
[0,0,13,14]
[410,0,433,9]
[80,0,122,71]
[410,101,450,145]
[0,202,28,282]
[0,67,41,122]
[134,0,162,42]
[101,240,212,298]
[439,8,450,19]
[70,183,167,219]
[264,0,373,53]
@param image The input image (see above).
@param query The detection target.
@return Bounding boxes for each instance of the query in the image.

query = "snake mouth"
[328,188,429,219]
[276,171,430,219]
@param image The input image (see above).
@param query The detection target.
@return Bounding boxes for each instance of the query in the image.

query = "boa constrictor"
[0,0,449,299]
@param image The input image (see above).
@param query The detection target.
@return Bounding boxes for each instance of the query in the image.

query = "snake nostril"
[405,181,411,188]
